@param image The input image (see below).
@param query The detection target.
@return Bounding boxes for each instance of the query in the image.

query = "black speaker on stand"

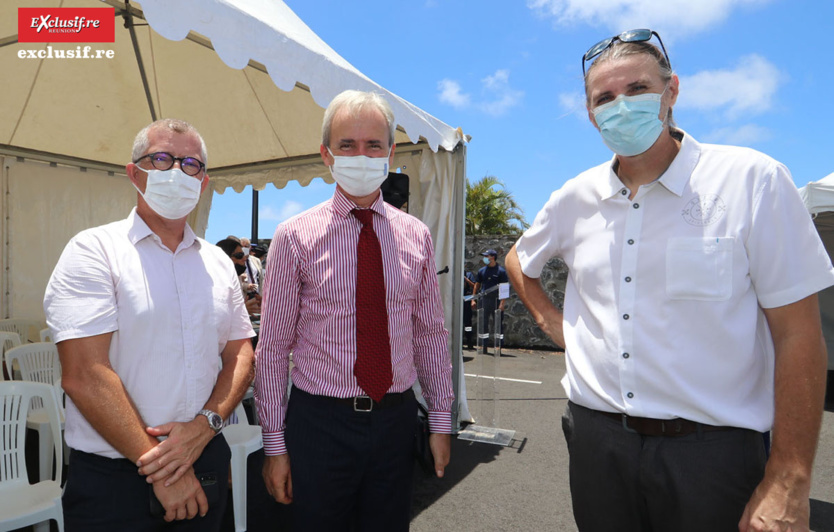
[381,172,409,211]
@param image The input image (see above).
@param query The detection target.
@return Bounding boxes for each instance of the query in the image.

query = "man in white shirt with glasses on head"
[506,29,834,532]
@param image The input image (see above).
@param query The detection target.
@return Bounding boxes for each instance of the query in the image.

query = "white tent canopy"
[799,172,834,370]
[799,172,834,216]
[1,0,469,424]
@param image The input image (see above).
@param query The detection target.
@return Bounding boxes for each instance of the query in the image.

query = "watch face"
[209,413,222,429]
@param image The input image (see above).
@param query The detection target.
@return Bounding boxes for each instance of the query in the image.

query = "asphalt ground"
[410,348,834,532]
[16,348,834,531]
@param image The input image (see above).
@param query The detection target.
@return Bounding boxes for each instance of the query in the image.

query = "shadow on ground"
[410,433,502,521]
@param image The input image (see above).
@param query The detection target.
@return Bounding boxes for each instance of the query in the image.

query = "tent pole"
[251,188,259,242]
[122,1,157,121]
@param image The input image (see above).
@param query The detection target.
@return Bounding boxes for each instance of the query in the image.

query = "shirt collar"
[126,207,199,251]
[595,129,702,200]
[331,188,388,219]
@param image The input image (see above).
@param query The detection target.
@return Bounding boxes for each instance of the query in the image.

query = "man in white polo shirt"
[44,118,255,531]
[506,30,834,531]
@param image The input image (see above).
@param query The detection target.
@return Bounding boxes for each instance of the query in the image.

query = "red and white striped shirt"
[254,189,454,455]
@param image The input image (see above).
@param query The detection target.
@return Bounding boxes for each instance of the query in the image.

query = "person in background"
[255,89,454,531]
[217,238,261,317]
[506,28,833,531]
[462,270,477,350]
[240,237,264,294]
[44,118,255,530]
[472,249,509,354]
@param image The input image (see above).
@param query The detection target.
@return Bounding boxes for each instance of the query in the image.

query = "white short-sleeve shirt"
[44,208,255,458]
[515,131,834,431]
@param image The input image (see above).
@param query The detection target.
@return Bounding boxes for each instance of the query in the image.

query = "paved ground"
[409,348,834,532]
[18,348,834,531]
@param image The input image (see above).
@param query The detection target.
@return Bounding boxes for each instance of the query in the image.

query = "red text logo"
[18,8,115,43]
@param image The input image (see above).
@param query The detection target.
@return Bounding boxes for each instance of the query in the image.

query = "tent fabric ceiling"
[1,0,464,192]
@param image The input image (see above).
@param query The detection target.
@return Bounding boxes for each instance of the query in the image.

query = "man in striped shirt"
[255,90,455,531]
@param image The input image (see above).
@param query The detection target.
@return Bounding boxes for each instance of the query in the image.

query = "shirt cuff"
[262,430,287,455]
[428,411,453,434]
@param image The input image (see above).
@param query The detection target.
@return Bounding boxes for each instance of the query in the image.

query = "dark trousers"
[285,387,418,532]
[478,296,504,353]
[562,401,766,532]
[463,298,474,349]
[63,435,230,532]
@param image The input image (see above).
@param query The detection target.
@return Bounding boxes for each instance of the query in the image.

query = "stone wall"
[465,235,567,351]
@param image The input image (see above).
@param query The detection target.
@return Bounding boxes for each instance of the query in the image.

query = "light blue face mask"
[592,90,666,157]
[483,257,490,265]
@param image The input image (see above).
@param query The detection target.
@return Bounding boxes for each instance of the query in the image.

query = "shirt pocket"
[666,237,734,301]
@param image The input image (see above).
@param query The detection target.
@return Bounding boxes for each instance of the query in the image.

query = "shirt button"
[625,276,632,282]
[627,392,634,399]
[621,189,627,196]
[627,239,635,245]
[623,314,630,320]
[633,203,640,209]
[623,353,630,359]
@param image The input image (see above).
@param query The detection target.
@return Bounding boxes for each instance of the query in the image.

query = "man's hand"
[137,419,214,486]
[263,454,293,504]
[153,468,208,522]
[429,433,451,478]
[738,470,811,532]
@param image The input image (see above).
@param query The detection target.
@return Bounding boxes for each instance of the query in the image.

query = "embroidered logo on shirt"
[682,195,726,226]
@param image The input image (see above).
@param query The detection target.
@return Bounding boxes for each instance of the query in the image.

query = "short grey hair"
[131,118,208,165]
[321,90,396,149]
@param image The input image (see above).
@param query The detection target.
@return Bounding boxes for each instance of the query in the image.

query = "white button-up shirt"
[44,209,254,458]
[516,131,834,431]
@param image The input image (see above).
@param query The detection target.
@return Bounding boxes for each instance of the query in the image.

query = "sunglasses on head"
[582,29,671,76]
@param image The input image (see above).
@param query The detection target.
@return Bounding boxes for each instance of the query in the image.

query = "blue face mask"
[483,257,490,265]
[592,91,665,157]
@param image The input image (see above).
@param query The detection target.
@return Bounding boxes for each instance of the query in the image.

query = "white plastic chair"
[0,318,46,344]
[223,401,263,532]
[39,328,53,343]
[5,342,66,482]
[0,331,22,380]
[0,381,64,531]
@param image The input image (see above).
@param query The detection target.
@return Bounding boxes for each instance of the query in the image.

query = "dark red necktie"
[352,209,393,402]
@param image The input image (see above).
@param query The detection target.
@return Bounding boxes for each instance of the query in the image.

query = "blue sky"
[206,0,833,244]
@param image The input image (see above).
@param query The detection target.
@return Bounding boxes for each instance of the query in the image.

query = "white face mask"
[241,247,250,255]
[327,147,390,198]
[133,167,203,220]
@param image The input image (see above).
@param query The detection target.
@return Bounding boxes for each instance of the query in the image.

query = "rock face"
[465,235,567,350]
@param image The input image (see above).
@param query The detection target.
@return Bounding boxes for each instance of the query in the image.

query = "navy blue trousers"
[63,435,230,532]
[285,387,417,532]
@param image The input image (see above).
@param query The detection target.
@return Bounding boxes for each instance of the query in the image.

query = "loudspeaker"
[381,172,409,211]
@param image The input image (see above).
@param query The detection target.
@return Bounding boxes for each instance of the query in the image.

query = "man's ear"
[320,144,333,166]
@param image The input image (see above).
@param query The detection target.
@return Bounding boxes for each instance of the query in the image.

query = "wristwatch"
[197,409,223,434]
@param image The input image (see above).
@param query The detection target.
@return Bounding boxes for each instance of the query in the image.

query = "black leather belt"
[596,410,733,437]
[294,387,414,412]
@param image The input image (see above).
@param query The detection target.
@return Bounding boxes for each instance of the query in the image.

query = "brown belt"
[596,410,733,437]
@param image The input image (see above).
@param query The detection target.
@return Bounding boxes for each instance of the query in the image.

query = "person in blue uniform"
[472,249,509,353]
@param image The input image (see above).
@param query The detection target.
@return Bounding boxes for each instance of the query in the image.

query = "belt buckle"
[621,414,638,434]
[353,395,373,412]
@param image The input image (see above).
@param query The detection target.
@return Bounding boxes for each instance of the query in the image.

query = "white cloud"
[527,0,770,38]
[676,54,783,120]
[259,200,304,223]
[701,124,771,146]
[438,69,523,116]
[557,90,588,119]
[438,79,471,109]
[478,69,524,116]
